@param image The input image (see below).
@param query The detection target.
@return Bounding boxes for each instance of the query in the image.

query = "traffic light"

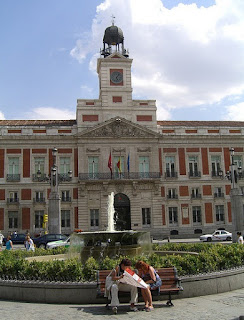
[43,214,48,223]
[234,170,238,184]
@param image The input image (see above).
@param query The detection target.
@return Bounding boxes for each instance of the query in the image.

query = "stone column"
[48,192,61,234]
[230,188,244,243]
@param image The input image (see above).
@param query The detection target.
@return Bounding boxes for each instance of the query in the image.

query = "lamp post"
[48,148,61,234]
[36,147,72,234]
[223,148,243,243]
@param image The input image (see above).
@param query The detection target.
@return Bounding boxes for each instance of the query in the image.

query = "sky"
[0,0,244,121]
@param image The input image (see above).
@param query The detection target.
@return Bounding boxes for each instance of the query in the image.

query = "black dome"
[103,25,124,46]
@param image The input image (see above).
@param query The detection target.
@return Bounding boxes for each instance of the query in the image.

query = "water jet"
[70,192,151,262]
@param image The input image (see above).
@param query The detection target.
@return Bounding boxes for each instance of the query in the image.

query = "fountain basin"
[71,230,151,262]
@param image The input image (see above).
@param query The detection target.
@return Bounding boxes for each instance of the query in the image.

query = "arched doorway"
[114,193,131,230]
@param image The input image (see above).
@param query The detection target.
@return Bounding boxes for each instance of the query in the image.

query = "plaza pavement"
[0,288,243,320]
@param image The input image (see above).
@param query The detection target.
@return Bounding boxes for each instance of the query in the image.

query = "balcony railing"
[7,198,19,204]
[164,171,178,179]
[167,194,178,199]
[189,171,201,178]
[191,194,202,199]
[61,197,71,202]
[214,192,224,198]
[33,173,71,182]
[58,173,72,182]
[32,173,49,182]
[212,171,222,178]
[7,174,20,182]
[79,172,161,181]
[33,198,46,204]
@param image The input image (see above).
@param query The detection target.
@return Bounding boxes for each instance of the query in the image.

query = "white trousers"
[110,283,138,307]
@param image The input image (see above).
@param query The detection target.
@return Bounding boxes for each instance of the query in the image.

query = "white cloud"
[80,85,93,93]
[0,111,5,120]
[25,107,76,120]
[70,0,244,119]
[224,102,244,121]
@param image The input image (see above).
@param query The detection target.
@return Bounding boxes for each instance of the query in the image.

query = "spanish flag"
[117,157,122,173]
[108,152,112,176]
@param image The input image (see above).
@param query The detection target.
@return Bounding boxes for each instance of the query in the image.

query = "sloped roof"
[157,121,244,127]
[0,120,77,126]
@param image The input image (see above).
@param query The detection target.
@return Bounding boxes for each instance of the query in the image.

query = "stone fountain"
[70,192,151,262]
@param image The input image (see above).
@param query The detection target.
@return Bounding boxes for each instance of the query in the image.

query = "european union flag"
[127,153,130,172]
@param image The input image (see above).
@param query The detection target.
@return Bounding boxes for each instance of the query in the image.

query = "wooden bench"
[97,267,183,306]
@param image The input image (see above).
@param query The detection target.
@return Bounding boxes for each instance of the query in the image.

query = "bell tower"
[97,21,133,110]
[77,22,157,132]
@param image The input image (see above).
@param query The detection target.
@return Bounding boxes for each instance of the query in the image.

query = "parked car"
[33,234,67,249]
[200,230,232,242]
[3,233,27,245]
[46,236,70,249]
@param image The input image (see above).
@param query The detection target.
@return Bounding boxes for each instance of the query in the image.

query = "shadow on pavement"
[70,303,170,316]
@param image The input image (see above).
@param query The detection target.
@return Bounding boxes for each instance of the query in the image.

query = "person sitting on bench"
[135,260,162,312]
[105,258,138,313]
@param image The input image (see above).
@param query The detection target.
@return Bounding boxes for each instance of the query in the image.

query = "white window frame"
[35,210,44,229]
[142,208,151,227]
[61,210,71,228]
[90,209,99,229]
[215,205,225,224]
[192,206,201,224]
[8,157,19,174]
[8,211,18,229]
[59,157,71,174]
[168,207,178,225]
[88,156,99,179]
[165,156,175,177]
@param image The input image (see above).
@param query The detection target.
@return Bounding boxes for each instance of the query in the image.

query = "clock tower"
[77,23,157,132]
[97,23,133,112]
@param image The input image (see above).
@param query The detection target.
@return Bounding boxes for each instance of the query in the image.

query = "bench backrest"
[156,267,180,290]
[97,270,111,293]
[97,267,180,293]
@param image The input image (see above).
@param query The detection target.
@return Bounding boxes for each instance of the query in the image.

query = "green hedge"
[0,243,243,282]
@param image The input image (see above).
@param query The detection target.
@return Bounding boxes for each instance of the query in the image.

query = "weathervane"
[111,14,115,26]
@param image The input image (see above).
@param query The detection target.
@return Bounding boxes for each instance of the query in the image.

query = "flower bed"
[0,243,243,282]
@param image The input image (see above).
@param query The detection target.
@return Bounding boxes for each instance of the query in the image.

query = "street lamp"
[36,147,72,234]
[48,147,61,234]
[220,148,243,242]
[225,148,242,189]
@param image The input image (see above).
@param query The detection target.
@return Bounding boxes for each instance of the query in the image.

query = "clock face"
[111,71,123,84]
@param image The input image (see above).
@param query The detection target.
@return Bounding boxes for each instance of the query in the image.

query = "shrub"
[0,243,243,282]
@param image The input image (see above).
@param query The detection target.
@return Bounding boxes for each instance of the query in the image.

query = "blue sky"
[0,0,244,121]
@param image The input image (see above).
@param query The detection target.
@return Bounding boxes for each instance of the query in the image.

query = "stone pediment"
[78,117,159,139]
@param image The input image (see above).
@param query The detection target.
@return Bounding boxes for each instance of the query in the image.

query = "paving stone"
[0,288,243,320]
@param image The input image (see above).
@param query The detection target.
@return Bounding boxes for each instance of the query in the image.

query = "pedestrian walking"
[5,235,13,250]
[25,235,35,251]
[237,232,243,244]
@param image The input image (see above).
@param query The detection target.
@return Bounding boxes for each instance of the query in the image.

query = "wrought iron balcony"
[61,196,71,202]
[165,171,178,179]
[79,172,161,181]
[7,174,20,182]
[58,173,72,182]
[167,194,178,199]
[32,173,49,182]
[212,170,222,178]
[191,194,202,199]
[33,198,46,204]
[7,198,19,204]
[214,192,224,198]
[189,171,201,178]
[33,173,72,183]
